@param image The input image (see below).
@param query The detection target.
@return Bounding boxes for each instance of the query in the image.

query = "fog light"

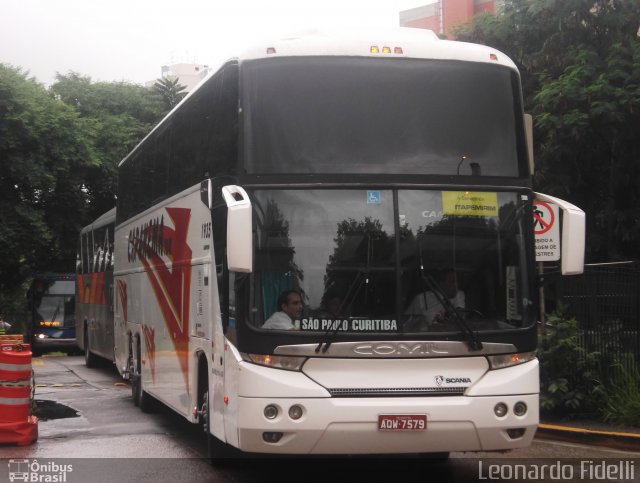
[494,402,508,417]
[506,428,526,439]
[263,431,283,443]
[513,401,527,416]
[264,404,278,420]
[288,404,303,420]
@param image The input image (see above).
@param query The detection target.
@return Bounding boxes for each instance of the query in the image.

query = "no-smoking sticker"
[534,201,560,261]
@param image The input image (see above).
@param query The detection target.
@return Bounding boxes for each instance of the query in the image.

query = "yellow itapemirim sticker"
[442,191,498,217]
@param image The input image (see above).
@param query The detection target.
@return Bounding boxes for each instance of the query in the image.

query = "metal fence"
[551,261,640,382]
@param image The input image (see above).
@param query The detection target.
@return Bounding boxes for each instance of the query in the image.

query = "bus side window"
[82,233,91,275]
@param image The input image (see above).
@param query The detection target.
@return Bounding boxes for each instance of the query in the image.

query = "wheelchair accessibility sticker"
[367,191,381,204]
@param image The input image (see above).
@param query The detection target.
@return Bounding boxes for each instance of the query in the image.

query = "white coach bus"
[113,28,585,460]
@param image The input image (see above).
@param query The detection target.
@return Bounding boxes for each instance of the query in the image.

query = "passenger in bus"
[405,269,465,325]
[262,290,303,330]
[320,293,344,319]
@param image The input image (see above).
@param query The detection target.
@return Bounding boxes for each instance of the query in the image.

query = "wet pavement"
[2,354,206,459]
[1,355,639,483]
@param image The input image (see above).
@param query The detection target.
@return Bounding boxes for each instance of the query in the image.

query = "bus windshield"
[30,280,75,328]
[242,57,525,177]
[245,189,533,336]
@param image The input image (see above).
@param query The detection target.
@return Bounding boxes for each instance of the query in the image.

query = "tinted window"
[242,189,533,334]
[118,63,239,222]
[243,57,525,177]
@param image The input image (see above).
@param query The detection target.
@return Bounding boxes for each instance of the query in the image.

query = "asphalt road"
[1,355,638,483]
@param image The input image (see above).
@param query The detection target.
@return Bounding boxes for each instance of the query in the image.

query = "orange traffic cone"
[0,341,38,446]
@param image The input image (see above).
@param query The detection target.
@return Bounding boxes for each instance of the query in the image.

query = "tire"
[131,373,140,407]
[128,349,139,407]
[200,389,232,464]
[84,328,98,368]
[138,382,152,413]
[132,340,152,413]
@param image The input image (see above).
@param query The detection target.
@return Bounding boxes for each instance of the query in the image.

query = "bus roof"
[80,207,116,235]
[119,28,517,169]
[238,27,518,70]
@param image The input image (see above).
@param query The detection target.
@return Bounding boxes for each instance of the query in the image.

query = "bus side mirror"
[524,113,534,176]
[534,192,585,275]
[222,185,253,273]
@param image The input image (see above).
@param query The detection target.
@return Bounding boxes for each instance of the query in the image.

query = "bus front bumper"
[234,393,538,455]
[32,337,78,351]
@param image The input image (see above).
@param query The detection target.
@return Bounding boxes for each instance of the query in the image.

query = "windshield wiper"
[49,301,61,325]
[315,270,367,353]
[315,317,351,354]
[423,274,483,351]
[416,234,482,350]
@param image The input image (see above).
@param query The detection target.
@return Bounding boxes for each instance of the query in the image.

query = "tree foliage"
[0,65,96,294]
[0,66,164,315]
[537,308,606,417]
[454,0,640,261]
[50,72,164,214]
[153,76,187,111]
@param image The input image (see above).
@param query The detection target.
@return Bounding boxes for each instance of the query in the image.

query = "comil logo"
[8,459,73,482]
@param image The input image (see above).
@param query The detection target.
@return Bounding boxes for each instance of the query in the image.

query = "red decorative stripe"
[78,272,108,306]
[142,324,156,383]
[117,280,128,325]
[132,208,192,395]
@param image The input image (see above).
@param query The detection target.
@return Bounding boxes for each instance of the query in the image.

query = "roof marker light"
[370,46,380,54]
[490,53,498,61]
[267,47,277,55]
[394,47,404,54]
[382,46,391,54]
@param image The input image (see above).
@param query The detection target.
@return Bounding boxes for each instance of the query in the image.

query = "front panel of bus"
[28,275,77,352]
[212,55,540,454]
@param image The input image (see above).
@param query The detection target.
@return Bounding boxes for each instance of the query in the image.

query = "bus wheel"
[132,340,152,413]
[200,389,230,464]
[84,328,98,368]
[129,351,139,407]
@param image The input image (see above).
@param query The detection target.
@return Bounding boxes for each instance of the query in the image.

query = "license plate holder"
[378,414,427,431]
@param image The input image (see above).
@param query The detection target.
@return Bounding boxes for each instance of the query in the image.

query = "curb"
[536,423,640,452]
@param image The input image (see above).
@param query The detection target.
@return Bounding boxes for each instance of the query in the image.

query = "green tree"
[0,65,97,295]
[153,76,187,111]
[454,0,640,261]
[50,72,164,216]
[0,66,165,325]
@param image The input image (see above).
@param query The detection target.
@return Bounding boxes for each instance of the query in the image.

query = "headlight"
[36,333,48,339]
[241,353,306,371]
[487,352,535,370]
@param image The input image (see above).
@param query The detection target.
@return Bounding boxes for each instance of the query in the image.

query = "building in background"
[400,0,503,38]
[146,63,211,92]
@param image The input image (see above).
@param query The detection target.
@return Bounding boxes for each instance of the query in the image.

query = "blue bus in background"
[27,273,77,355]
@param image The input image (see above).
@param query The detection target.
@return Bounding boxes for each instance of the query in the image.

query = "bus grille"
[327,387,466,397]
